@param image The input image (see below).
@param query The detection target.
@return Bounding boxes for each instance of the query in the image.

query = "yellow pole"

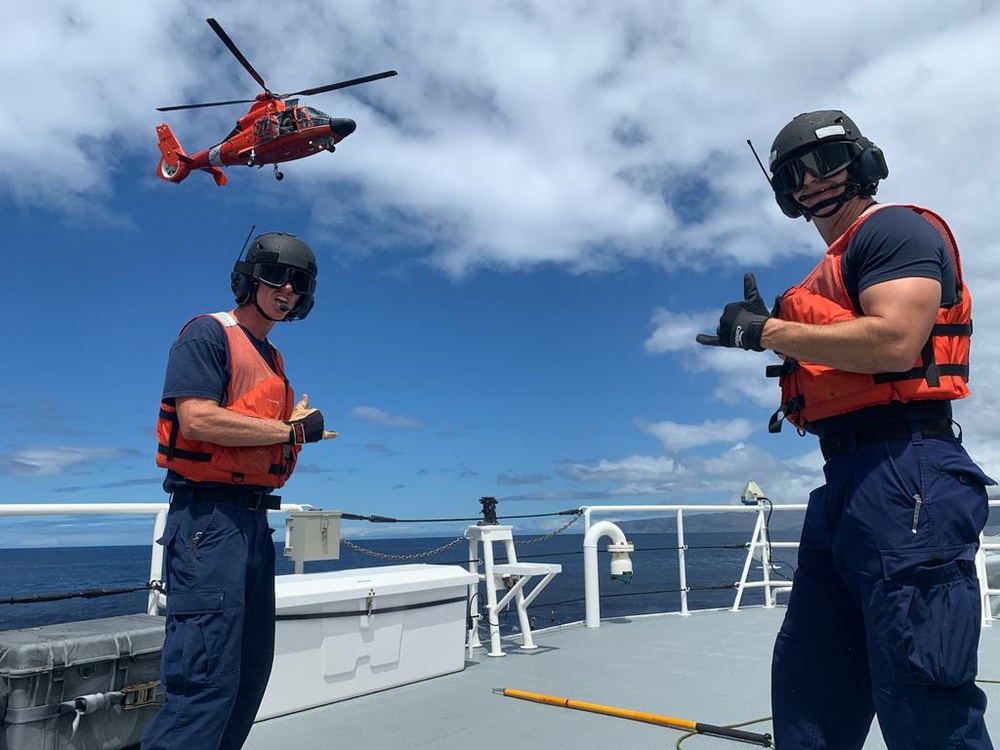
[496,688,772,747]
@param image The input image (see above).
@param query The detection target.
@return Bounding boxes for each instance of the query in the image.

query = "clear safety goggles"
[771,141,859,194]
[254,263,316,295]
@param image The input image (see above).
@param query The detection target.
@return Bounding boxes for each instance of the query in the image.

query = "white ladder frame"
[465,524,561,657]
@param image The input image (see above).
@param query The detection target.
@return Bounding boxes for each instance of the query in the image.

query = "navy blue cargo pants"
[772,427,995,749]
[142,500,276,750]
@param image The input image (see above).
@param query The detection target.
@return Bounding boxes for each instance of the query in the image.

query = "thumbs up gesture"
[696,273,771,352]
[287,394,339,443]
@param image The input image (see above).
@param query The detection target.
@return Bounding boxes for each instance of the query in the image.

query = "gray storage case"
[0,614,164,750]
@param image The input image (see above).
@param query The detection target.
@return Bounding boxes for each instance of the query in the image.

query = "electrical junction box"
[284,511,342,572]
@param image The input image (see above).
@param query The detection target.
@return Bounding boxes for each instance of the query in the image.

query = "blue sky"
[3,1,1000,547]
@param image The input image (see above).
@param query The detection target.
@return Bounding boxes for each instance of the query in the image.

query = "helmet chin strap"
[254,300,297,322]
[249,281,295,322]
[254,301,282,322]
[796,182,860,221]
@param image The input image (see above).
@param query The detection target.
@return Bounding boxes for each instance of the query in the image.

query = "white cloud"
[0,447,135,477]
[562,455,682,483]
[645,310,718,354]
[636,418,754,453]
[9,2,998,276]
[350,405,423,429]
[561,443,823,505]
[6,1,1000,506]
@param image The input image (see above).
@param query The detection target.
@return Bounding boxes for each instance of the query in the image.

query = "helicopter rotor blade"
[285,70,398,98]
[206,17,269,93]
[156,98,257,112]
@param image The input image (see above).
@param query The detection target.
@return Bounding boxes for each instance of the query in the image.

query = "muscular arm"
[176,397,292,446]
[759,276,940,373]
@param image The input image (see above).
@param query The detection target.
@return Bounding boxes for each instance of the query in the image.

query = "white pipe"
[584,521,630,629]
[0,503,311,517]
[676,510,688,616]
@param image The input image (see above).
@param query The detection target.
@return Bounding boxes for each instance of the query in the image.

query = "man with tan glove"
[144,231,335,750]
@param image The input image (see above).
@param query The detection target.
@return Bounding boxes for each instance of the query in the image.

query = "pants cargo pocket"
[163,590,231,689]
[877,548,980,687]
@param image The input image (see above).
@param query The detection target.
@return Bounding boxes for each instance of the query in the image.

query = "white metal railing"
[0,503,309,616]
[583,499,1000,627]
[2,498,998,627]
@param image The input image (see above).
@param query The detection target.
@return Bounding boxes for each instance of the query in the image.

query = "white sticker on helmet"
[814,125,847,139]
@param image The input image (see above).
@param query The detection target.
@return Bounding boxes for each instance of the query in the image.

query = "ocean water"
[0,531,795,633]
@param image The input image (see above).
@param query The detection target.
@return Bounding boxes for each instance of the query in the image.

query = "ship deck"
[244,605,1000,749]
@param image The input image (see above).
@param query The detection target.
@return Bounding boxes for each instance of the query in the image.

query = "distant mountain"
[584,508,1000,541]
[614,502,1000,539]
[617,507,805,537]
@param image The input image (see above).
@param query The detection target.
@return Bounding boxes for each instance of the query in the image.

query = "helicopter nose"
[330,118,357,140]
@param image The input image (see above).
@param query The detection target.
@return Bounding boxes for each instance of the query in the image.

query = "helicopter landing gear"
[326,144,336,153]
[273,164,284,181]
[246,149,256,167]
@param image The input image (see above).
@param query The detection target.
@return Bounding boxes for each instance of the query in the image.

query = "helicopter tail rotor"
[155,124,191,183]
[155,123,227,187]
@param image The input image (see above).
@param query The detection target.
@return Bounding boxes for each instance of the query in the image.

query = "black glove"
[696,273,771,352]
[287,409,327,444]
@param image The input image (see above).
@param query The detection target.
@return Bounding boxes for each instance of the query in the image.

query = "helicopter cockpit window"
[253,114,279,141]
[294,107,330,129]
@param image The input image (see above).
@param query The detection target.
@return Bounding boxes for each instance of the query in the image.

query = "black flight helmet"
[231,232,318,320]
[768,110,888,219]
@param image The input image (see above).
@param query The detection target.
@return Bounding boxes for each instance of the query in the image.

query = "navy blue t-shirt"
[160,314,280,492]
[842,206,957,314]
[810,206,958,435]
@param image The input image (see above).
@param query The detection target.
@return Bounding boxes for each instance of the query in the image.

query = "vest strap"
[157,444,212,462]
[873,363,968,385]
[932,322,971,336]
[766,359,798,379]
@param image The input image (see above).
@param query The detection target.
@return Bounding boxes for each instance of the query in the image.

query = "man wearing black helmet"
[698,112,993,748]
[143,232,337,750]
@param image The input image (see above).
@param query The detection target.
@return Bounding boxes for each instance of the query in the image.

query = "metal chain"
[340,512,581,560]
[512,512,582,545]
[341,535,467,561]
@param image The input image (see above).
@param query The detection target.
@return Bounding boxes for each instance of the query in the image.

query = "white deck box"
[257,563,477,720]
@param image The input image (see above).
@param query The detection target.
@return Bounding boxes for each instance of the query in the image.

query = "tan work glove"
[286,394,339,443]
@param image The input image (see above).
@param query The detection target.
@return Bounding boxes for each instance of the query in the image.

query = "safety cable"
[341,535,468,561]
[1,535,770,608]
[339,508,582,524]
[1,580,164,606]
[624,543,749,552]
[435,538,764,566]
[534,583,737,610]
[341,512,584,562]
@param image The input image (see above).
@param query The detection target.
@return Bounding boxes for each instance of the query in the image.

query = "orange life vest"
[156,312,300,486]
[768,204,971,433]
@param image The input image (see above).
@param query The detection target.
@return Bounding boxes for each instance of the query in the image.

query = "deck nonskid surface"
[243,606,1000,749]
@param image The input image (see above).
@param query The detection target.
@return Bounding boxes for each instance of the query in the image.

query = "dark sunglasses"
[771,141,858,194]
[254,263,316,295]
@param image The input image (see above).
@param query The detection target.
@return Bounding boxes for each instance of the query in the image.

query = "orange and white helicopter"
[155,18,396,186]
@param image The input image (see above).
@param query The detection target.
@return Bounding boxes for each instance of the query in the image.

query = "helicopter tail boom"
[155,123,228,186]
